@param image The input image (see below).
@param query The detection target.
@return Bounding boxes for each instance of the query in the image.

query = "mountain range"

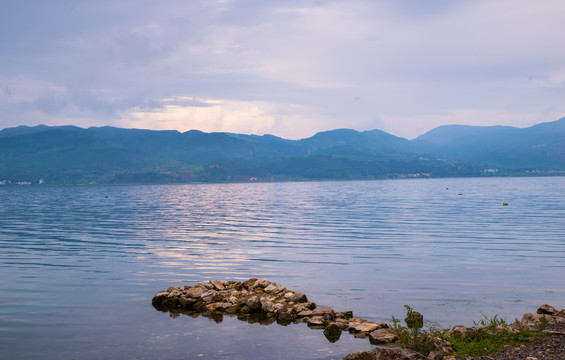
[1,117,564,185]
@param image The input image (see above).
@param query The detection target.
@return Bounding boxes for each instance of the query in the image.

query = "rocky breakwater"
[152,278,398,344]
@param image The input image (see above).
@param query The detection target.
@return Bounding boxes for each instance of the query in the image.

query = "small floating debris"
[458,193,463,196]
[503,202,508,206]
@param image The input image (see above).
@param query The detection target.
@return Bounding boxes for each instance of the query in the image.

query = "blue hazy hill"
[0,117,564,184]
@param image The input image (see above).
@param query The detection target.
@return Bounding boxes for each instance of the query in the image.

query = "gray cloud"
[1,0,564,137]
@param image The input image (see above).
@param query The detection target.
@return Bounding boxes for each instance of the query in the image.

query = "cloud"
[1,0,564,138]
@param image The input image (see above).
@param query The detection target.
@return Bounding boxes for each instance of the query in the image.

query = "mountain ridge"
[1,117,564,185]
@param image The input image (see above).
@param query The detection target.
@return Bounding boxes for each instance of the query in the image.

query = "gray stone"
[307,315,326,327]
[179,296,198,307]
[297,310,313,317]
[264,283,286,294]
[448,325,475,338]
[260,298,276,313]
[310,307,335,320]
[167,289,182,298]
[537,304,558,315]
[323,322,341,336]
[185,287,205,298]
[335,318,350,329]
[277,311,295,322]
[343,351,375,360]
[369,328,398,344]
[246,295,262,312]
[242,278,257,289]
[252,278,271,289]
[323,322,342,342]
[283,291,294,299]
[336,310,353,319]
[290,292,308,303]
[210,280,225,290]
[520,313,565,330]
[352,321,379,333]
[375,347,426,360]
[201,290,223,304]
[205,302,223,312]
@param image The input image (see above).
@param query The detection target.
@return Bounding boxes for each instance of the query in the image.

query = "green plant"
[390,306,437,356]
[442,314,542,357]
[390,308,548,358]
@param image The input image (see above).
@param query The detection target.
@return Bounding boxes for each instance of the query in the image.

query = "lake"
[1,177,564,359]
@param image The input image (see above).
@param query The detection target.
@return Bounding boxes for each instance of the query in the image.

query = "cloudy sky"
[1,0,564,139]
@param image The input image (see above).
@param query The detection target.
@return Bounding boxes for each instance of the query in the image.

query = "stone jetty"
[153,279,565,360]
[152,277,398,344]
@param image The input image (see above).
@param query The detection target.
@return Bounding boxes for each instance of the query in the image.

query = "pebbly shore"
[152,278,565,360]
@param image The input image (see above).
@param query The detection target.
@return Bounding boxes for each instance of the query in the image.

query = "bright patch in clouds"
[123,97,277,135]
[0,0,564,138]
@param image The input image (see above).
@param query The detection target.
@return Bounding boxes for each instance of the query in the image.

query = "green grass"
[390,306,548,358]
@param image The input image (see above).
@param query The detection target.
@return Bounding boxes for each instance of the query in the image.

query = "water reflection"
[1,177,565,359]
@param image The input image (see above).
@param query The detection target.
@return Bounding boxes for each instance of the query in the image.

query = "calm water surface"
[1,177,564,359]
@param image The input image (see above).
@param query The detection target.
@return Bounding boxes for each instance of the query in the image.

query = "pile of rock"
[152,277,399,344]
[153,280,565,360]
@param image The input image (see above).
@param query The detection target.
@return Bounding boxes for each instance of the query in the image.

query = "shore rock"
[375,347,426,360]
[538,304,559,315]
[310,307,336,321]
[369,328,398,344]
[343,350,376,360]
[290,291,308,303]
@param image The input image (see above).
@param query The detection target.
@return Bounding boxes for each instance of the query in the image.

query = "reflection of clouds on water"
[2,177,565,359]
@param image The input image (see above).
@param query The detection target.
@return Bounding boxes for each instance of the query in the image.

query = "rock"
[210,280,225,290]
[307,316,326,328]
[252,278,271,289]
[167,288,182,298]
[179,296,198,307]
[520,313,565,330]
[374,347,426,360]
[297,310,313,317]
[260,298,276,313]
[537,304,558,315]
[220,302,232,311]
[369,328,399,344]
[336,310,353,319]
[430,337,453,358]
[343,350,376,360]
[290,292,308,303]
[185,287,205,298]
[242,278,257,290]
[324,322,341,335]
[448,325,475,339]
[283,291,294,299]
[230,281,243,291]
[246,295,262,312]
[323,322,342,342]
[277,310,295,323]
[310,307,335,320]
[352,321,379,333]
[335,318,350,329]
[205,302,224,312]
[264,283,286,294]
[201,290,223,304]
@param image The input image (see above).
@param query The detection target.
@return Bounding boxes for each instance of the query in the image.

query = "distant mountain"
[0,117,564,185]
[412,117,565,169]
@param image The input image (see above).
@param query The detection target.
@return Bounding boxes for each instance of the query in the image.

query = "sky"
[1,0,564,140]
